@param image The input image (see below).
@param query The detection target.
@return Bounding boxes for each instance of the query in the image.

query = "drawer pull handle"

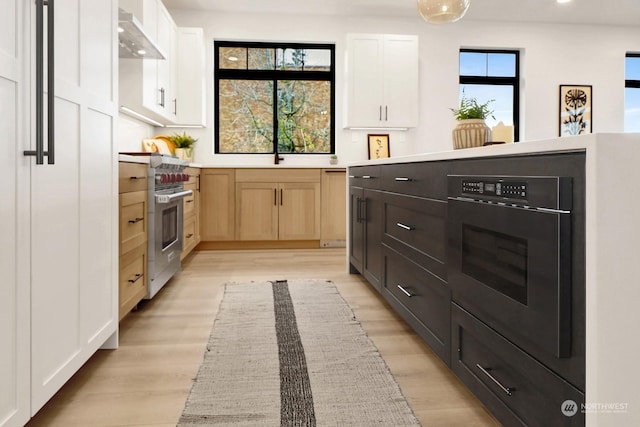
[394,177,412,182]
[186,233,194,238]
[128,217,144,224]
[362,175,372,179]
[397,285,415,298]
[128,273,143,284]
[396,222,413,231]
[186,199,194,203]
[129,176,146,180]
[476,364,514,396]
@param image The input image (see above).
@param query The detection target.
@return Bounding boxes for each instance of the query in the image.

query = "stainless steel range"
[146,154,192,298]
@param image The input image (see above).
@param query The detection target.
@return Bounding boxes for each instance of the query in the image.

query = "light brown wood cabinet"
[320,169,347,246]
[235,169,321,241]
[181,167,201,260]
[200,168,235,241]
[118,162,149,320]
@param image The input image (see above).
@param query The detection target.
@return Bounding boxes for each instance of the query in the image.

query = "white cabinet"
[1,0,118,425]
[344,34,418,129]
[119,0,177,124]
[176,27,206,126]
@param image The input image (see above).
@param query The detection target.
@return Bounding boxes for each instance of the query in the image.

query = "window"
[215,41,335,154]
[625,53,640,133]
[459,49,520,142]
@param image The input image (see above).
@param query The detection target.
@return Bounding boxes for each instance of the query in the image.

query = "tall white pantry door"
[0,0,30,425]
[1,0,119,425]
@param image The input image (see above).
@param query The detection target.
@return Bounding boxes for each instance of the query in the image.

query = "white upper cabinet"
[344,34,418,129]
[119,0,205,127]
[175,27,206,126]
[119,0,176,124]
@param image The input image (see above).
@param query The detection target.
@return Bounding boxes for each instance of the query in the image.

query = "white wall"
[136,9,640,165]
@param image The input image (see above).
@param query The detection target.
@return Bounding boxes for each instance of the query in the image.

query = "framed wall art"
[559,85,592,137]
[367,134,390,159]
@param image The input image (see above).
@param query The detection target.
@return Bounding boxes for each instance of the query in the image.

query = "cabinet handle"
[379,105,382,121]
[128,217,144,224]
[159,87,165,107]
[476,364,515,396]
[358,198,367,222]
[128,273,143,284]
[274,188,277,206]
[129,176,147,180]
[349,175,357,179]
[173,98,177,115]
[186,233,194,238]
[280,188,283,206]
[186,199,194,203]
[394,177,412,182]
[24,0,54,165]
[324,169,345,174]
[362,175,372,179]
[355,196,362,223]
[396,222,414,231]
[385,105,388,121]
[397,284,415,298]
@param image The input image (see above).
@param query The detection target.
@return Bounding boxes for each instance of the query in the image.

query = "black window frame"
[459,48,521,142]
[214,40,336,155]
[626,53,640,88]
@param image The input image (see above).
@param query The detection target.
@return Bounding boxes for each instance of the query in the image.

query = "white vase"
[452,119,491,149]
[174,147,193,162]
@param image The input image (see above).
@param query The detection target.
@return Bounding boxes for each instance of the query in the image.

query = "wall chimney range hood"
[118,8,166,59]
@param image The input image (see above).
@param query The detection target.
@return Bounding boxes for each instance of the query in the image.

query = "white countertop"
[348,134,604,167]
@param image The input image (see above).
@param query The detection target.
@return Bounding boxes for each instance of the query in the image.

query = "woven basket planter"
[452,119,491,149]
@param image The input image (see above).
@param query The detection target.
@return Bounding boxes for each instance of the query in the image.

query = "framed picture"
[559,85,592,137]
[367,134,390,159]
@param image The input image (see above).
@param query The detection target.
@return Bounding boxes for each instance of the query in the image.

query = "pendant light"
[417,0,470,24]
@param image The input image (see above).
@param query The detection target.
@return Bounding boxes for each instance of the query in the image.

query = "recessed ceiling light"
[557,0,571,4]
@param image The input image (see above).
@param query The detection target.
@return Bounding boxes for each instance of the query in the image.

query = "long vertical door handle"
[355,197,361,223]
[385,105,388,121]
[25,0,55,164]
[274,188,277,206]
[280,188,283,206]
[379,105,382,121]
[173,98,177,115]
[46,0,55,164]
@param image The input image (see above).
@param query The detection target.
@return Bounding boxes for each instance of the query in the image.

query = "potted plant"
[450,94,494,149]
[329,154,338,165]
[169,132,198,161]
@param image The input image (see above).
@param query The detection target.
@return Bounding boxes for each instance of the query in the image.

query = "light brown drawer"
[235,168,320,183]
[451,304,584,426]
[185,167,200,186]
[119,162,148,193]
[183,183,197,218]
[119,243,147,320]
[182,215,198,258]
[120,190,147,254]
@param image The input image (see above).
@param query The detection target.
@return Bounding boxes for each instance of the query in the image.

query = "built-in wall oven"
[448,175,573,360]
[147,154,192,298]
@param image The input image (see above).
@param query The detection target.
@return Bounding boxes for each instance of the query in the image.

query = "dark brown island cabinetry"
[349,152,586,427]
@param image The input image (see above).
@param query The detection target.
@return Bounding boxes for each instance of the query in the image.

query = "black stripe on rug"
[272,280,317,427]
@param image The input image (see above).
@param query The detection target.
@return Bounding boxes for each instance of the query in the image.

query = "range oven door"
[147,189,192,298]
[448,197,572,359]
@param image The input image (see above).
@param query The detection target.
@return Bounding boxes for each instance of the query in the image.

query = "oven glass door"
[161,204,178,250]
[448,198,571,358]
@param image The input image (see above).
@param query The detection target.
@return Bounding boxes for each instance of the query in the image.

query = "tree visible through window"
[215,41,335,154]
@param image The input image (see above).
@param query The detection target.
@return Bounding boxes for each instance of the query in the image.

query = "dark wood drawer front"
[384,246,450,363]
[383,192,447,280]
[348,165,381,189]
[381,161,448,200]
[452,303,585,427]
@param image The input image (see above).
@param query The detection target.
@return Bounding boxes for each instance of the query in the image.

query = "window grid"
[215,41,336,154]
[459,49,520,142]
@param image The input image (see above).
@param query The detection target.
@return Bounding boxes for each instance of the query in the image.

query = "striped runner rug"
[177,279,421,426]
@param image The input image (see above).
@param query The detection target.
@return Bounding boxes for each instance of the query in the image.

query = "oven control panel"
[462,179,527,200]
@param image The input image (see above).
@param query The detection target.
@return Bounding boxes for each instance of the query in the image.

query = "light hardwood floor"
[27,248,499,427]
